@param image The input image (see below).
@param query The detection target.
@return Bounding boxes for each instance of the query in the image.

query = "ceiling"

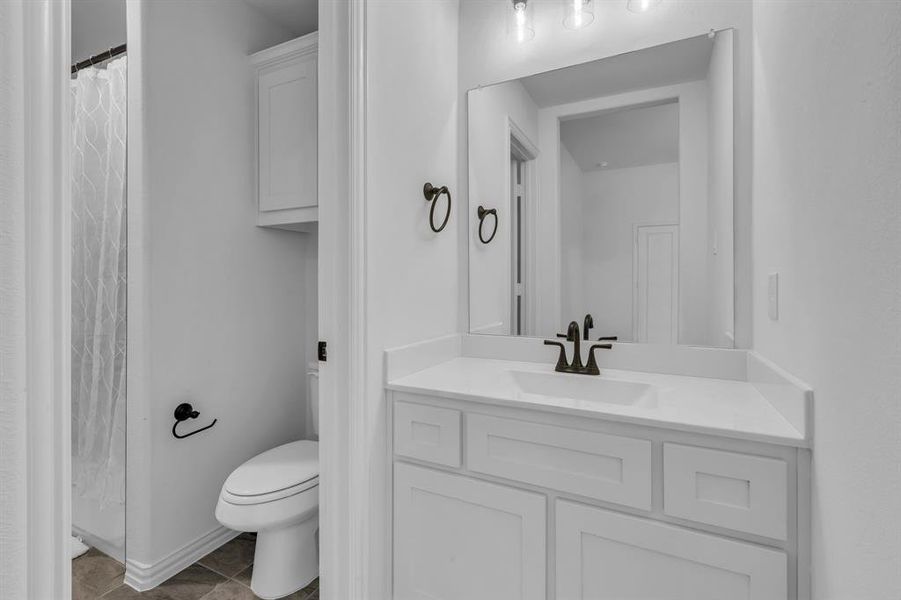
[519,33,714,108]
[243,0,318,37]
[560,101,679,172]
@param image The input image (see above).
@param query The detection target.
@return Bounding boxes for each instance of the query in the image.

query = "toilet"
[215,363,320,599]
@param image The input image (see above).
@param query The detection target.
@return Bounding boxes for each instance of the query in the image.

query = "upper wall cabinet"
[251,33,318,231]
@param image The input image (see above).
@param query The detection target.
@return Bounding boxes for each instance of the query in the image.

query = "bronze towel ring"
[423,182,452,233]
[477,205,498,244]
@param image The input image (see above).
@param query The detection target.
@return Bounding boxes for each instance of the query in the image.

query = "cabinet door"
[556,500,787,600]
[394,463,546,600]
[258,54,317,212]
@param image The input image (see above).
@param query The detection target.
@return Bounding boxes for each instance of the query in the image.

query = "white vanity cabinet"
[250,33,317,230]
[390,390,806,600]
[394,463,547,600]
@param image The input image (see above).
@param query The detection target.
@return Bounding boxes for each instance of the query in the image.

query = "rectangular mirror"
[468,30,735,348]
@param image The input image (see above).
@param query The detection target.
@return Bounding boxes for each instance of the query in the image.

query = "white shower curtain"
[71,57,127,508]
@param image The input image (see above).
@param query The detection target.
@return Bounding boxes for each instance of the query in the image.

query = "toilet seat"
[221,440,319,506]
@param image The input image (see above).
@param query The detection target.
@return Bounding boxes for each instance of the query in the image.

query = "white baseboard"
[124,526,240,591]
[72,525,124,564]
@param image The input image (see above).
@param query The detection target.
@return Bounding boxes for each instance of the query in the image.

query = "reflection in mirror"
[468,30,735,348]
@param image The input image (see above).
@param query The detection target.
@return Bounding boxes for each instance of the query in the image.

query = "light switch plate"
[768,273,779,320]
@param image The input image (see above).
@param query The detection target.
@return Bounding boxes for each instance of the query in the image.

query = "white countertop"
[386,357,807,447]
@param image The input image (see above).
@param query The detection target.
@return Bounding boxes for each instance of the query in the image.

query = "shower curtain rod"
[71,43,126,75]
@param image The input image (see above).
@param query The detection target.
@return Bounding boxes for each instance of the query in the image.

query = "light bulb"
[627,0,661,13]
[508,0,535,42]
[563,0,594,30]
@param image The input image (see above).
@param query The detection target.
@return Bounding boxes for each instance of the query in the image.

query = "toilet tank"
[308,362,319,438]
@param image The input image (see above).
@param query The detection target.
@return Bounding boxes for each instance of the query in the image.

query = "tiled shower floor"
[72,534,319,600]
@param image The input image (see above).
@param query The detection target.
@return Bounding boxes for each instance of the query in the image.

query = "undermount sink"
[510,370,658,408]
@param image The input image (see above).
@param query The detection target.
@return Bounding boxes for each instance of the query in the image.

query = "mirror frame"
[465,29,742,349]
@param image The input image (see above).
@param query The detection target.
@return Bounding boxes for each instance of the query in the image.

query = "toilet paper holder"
[172,402,218,439]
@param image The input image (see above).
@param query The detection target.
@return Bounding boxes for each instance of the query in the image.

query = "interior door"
[634,224,679,343]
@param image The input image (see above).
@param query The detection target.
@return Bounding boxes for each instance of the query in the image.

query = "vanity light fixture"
[627,0,662,13]
[509,0,535,43]
[563,0,594,30]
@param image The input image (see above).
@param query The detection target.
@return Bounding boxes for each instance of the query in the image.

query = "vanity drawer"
[394,401,462,467]
[663,443,788,540]
[466,414,652,510]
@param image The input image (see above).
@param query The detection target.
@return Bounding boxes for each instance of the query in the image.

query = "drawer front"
[394,401,462,467]
[467,414,652,510]
[663,443,788,540]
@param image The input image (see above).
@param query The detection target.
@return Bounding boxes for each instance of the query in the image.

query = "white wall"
[72,0,126,63]
[127,0,316,569]
[706,28,734,347]
[752,1,901,597]
[458,0,754,346]
[574,163,680,341]
[673,81,710,346]
[559,145,583,325]
[468,80,538,334]
[365,1,460,596]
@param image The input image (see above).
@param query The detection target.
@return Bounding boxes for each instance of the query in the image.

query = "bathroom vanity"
[386,23,812,600]
[386,338,811,600]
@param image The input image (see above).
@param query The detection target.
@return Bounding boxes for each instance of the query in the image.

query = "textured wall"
[0,1,28,597]
[752,1,901,597]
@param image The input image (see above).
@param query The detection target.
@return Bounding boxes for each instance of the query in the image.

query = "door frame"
[632,223,680,344]
[20,0,366,598]
[9,0,73,597]
[506,118,539,336]
[318,0,369,599]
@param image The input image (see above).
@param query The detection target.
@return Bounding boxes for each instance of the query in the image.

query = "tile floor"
[72,534,319,600]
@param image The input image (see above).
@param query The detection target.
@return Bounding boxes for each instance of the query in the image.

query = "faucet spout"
[567,321,583,368]
[583,314,594,340]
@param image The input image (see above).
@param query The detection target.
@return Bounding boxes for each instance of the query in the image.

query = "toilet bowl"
[215,364,320,599]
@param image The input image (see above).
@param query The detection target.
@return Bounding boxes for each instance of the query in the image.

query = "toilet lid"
[224,440,318,497]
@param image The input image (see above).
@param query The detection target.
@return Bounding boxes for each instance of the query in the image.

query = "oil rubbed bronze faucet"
[557,314,618,342]
[544,321,613,376]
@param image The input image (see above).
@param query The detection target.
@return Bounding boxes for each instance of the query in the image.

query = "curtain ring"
[423,183,452,233]
[477,206,498,244]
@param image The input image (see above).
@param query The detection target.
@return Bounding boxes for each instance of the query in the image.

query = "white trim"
[8,1,74,598]
[317,0,369,598]
[72,525,124,564]
[124,527,240,591]
[506,118,539,337]
[347,0,370,595]
[249,31,318,67]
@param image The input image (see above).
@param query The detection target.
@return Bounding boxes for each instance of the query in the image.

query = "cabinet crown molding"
[250,31,319,68]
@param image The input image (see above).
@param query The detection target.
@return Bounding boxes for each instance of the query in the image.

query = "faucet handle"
[597,336,618,341]
[543,340,569,372]
[584,343,613,376]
